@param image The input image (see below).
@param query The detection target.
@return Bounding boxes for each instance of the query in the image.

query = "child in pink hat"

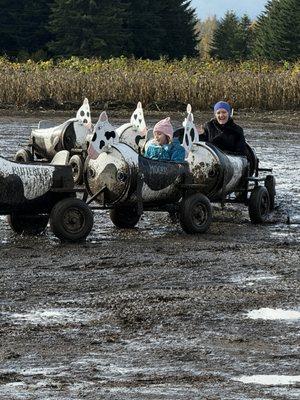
[144,117,185,162]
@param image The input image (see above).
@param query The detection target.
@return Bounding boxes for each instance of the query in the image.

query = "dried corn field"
[0,57,299,110]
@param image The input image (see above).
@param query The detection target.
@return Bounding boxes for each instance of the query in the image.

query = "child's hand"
[197,124,205,134]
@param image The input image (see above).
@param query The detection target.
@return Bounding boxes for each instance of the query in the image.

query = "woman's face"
[215,108,229,124]
[154,131,168,145]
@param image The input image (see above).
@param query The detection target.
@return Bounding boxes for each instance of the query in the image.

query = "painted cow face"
[76,98,92,129]
[88,111,118,159]
[130,101,147,136]
[182,104,199,154]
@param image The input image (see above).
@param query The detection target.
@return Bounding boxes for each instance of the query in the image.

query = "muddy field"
[0,111,299,399]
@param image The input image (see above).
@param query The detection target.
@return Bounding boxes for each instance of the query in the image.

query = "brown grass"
[0,57,299,110]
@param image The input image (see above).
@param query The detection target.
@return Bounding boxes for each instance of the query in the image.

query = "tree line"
[0,0,298,61]
[0,0,198,59]
[208,0,299,61]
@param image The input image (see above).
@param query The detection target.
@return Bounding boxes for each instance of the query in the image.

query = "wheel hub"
[192,204,206,225]
[63,208,85,232]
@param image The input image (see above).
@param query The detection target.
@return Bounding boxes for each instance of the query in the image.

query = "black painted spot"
[80,110,85,116]
[99,140,105,149]
[135,135,143,145]
[83,119,88,124]
[190,128,195,142]
[87,112,90,117]
[185,135,189,146]
[91,133,97,142]
[133,113,137,120]
[139,119,142,124]
[105,131,116,140]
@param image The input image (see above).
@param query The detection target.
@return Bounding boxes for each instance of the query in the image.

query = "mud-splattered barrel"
[85,143,189,206]
[31,120,88,160]
[186,142,248,199]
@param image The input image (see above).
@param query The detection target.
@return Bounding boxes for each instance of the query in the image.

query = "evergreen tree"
[210,11,253,60]
[236,14,254,59]
[253,0,284,59]
[210,11,242,60]
[48,0,129,58]
[125,0,198,59]
[124,0,165,59]
[0,0,20,56]
[278,0,300,60]
[0,0,52,58]
[159,0,198,58]
[253,0,300,60]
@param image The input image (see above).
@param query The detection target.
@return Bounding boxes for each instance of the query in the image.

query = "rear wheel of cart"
[110,205,141,228]
[14,148,33,163]
[69,155,84,185]
[7,213,49,235]
[50,198,93,242]
[248,186,270,223]
[180,193,212,234]
[264,175,276,211]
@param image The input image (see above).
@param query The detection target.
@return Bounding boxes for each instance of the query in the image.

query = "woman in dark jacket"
[199,101,246,156]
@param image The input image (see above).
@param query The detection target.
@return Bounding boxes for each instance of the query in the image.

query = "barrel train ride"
[84,108,276,234]
[10,101,275,235]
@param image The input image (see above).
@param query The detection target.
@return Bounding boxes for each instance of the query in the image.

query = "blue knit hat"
[214,101,231,115]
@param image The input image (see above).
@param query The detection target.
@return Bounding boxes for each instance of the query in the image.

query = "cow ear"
[83,98,89,105]
[99,111,108,122]
[187,104,192,114]
[137,101,142,109]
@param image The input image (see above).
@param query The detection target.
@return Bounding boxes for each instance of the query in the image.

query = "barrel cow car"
[83,107,276,234]
[14,98,93,184]
[0,151,93,242]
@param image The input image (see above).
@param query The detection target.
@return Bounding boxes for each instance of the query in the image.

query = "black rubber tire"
[14,148,33,163]
[7,214,48,235]
[180,193,212,234]
[69,154,84,185]
[110,205,141,228]
[50,198,93,242]
[264,175,276,211]
[248,186,270,224]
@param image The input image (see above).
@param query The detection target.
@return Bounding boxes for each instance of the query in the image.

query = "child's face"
[215,109,229,124]
[154,131,168,145]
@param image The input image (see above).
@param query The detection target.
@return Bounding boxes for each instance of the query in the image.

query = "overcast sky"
[191,0,268,20]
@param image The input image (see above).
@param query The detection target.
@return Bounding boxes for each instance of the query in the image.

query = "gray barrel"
[31,120,88,160]
[85,143,189,206]
[187,142,248,199]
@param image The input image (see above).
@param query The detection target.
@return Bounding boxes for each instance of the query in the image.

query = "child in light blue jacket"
[144,117,185,162]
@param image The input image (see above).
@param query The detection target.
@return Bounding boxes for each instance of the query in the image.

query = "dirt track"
[0,112,299,399]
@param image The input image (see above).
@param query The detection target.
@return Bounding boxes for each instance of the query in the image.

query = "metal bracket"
[220,168,228,208]
[86,185,107,205]
[258,167,273,172]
